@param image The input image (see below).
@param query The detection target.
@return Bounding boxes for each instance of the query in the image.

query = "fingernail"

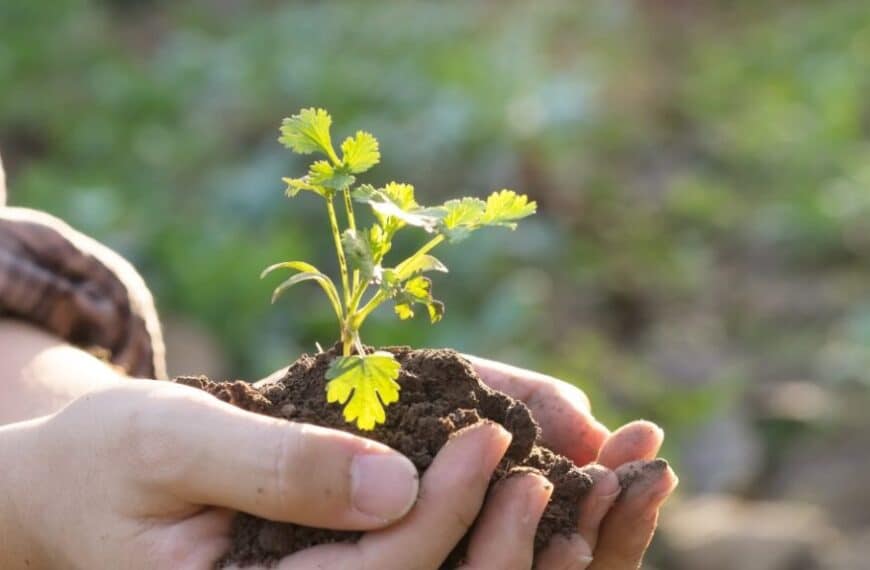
[351,453,419,521]
[521,473,553,525]
[454,420,513,471]
[561,534,594,569]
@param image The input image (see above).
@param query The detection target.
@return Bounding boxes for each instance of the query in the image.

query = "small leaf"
[396,254,448,280]
[353,183,438,232]
[342,229,375,282]
[278,108,336,157]
[394,304,415,320]
[325,352,402,430]
[391,276,444,324]
[262,262,343,321]
[437,197,486,242]
[341,131,380,173]
[260,260,320,279]
[481,190,537,228]
[270,272,331,304]
[283,176,328,198]
[367,224,391,262]
[308,160,355,190]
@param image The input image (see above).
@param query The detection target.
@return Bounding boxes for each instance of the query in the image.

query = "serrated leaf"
[427,300,445,323]
[308,160,355,190]
[325,352,401,430]
[368,224,391,262]
[342,229,375,282]
[341,131,380,173]
[352,183,438,232]
[436,197,486,242]
[278,108,336,157]
[481,190,537,228]
[391,276,444,324]
[283,176,328,198]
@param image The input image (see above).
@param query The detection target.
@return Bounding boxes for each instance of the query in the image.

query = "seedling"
[263,108,536,430]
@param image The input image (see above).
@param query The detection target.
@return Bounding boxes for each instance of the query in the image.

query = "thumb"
[108,382,420,530]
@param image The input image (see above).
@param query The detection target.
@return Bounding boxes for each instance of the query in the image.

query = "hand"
[467,356,679,570]
[1,375,562,570]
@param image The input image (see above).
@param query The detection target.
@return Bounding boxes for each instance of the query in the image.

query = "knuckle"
[272,423,333,511]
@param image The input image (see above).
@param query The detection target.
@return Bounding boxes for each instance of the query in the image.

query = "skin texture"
[0,321,676,569]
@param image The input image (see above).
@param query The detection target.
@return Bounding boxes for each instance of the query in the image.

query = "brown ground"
[176,347,594,568]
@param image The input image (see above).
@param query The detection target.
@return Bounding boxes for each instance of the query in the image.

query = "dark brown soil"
[176,347,595,568]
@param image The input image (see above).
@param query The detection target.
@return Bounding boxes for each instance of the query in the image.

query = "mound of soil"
[176,347,594,568]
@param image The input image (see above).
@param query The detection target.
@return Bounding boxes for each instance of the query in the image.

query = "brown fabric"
[0,198,166,379]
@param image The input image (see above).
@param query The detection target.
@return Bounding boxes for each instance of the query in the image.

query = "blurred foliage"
[2,0,869,483]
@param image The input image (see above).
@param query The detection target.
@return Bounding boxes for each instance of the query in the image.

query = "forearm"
[0,320,122,425]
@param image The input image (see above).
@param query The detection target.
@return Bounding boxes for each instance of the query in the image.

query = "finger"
[466,355,610,465]
[534,465,619,570]
[145,508,234,568]
[596,420,663,470]
[459,472,553,570]
[274,421,512,570]
[119,382,419,530]
[588,459,678,570]
[577,465,621,551]
[535,534,594,570]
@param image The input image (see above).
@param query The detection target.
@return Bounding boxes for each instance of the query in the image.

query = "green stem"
[343,189,361,294]
[326,199,351,309]
[351,290,387,331]
[395,234,445,278]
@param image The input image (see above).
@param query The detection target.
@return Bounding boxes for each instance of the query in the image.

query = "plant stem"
[395,234,445,277]
[326,198,351,309]
[343,189,361,294]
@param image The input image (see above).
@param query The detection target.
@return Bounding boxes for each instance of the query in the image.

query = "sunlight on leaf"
[341,131,380,173]
[278,108,336,157]
[326,351,402,430]
[481,190,537,228]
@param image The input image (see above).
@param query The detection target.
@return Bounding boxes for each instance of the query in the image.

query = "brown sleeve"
[0,204,167,380]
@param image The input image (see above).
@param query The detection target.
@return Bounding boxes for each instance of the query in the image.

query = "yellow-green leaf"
[341,131,380,173]
[481,190,537,228]
[278,108,336,157]
[325,352,402,430]
[308,160,355,190]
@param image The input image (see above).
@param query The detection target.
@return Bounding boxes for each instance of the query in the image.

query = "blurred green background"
[2,0,869,567]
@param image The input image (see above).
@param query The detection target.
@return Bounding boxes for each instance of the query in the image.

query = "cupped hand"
[1,378,562,570]
[467,356,679,570]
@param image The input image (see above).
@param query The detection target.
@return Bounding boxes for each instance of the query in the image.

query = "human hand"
[467,356,679,570]
[0,377,567,569]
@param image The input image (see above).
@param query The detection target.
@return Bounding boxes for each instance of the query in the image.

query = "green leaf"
[278,108,336,158]
[481,190,537,228]
[260,261,321,279]
[353,183,438,232]
[283,176,328,198]
[396,254,448,280]
[438,197,486,242]
[325,352,402,430]
[342,229,375,282]
[341,131,380,173]
[367,224,391,262]
[434,191,536,242]
[308,160,355,190]
[261,262,343,321]
[392,276,444,324]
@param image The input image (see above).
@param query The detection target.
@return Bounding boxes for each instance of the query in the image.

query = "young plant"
[263,108,536,430]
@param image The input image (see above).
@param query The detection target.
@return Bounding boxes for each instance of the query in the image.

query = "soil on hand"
[176,347,594,568]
